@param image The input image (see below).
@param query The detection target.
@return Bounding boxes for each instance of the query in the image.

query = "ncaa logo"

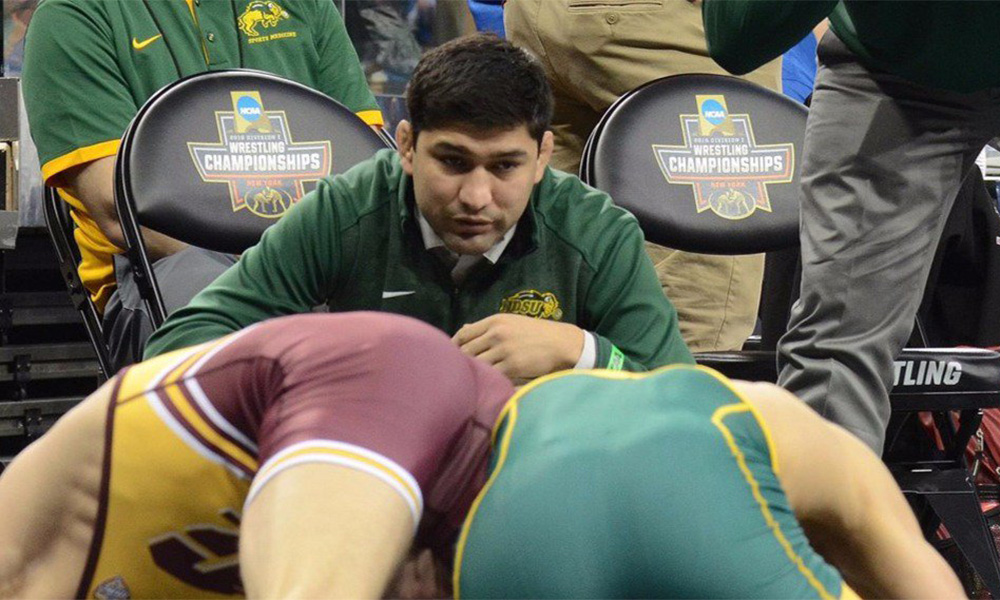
[236,95,263,121]
[701,99,727,125]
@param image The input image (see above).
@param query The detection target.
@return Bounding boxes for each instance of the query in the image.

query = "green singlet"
[454,365,850,599]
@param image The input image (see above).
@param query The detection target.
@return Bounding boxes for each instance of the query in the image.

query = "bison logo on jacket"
[238,1,289,37]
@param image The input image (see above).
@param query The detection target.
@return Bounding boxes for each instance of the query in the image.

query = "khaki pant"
[506,0,780,351]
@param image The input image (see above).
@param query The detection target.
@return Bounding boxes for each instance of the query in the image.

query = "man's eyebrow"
[430,141,528,160]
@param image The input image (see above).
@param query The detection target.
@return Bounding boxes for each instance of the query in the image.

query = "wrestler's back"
[0,378,114,598]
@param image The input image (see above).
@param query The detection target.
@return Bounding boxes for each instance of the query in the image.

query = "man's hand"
[453,314,584,381]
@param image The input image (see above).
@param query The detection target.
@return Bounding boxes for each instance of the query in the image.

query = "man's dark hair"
[406,34,553,144]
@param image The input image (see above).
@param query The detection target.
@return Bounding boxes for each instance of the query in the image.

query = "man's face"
[396,121,554,255]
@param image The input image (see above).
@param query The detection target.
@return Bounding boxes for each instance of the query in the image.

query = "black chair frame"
[42,187,113,380]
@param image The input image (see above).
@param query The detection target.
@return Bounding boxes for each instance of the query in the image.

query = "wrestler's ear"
[396,120,416,175]
[534,130,554,183]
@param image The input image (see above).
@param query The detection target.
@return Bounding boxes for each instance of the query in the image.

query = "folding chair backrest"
[583,73,808,255]
[114,69,391,325]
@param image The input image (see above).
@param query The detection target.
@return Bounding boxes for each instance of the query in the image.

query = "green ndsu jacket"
[145,150,693,371]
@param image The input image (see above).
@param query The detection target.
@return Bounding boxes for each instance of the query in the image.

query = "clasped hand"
[452,313,585,382]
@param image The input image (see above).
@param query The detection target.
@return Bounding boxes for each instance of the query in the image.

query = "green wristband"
[607,346,625,370]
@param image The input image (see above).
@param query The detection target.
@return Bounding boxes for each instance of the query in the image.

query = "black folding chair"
[114,69,391,327]
[582,73,1000,595]
[42,187,113,380]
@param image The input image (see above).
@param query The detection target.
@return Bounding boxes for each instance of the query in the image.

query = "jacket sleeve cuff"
[594,335,628,371]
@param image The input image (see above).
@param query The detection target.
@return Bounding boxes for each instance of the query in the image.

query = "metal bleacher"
[0,228,103,465]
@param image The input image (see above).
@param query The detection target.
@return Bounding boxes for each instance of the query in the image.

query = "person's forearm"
[60,156,187,260]
[139,227,189,261]
[702,0,836,75]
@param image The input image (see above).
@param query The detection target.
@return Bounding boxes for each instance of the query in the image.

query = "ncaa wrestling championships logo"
[653,95,794,220]
[188,91,331,219]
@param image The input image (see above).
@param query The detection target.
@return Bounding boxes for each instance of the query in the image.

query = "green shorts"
[454,365,848,599]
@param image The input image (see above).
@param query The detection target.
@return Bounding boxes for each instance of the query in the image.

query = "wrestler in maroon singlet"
[138,311,515,549]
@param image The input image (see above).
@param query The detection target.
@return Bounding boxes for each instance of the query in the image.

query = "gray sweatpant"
[103,247,237,372]
[777,33,1000,453]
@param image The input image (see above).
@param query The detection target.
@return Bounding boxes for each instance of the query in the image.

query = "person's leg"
[777,32,1000,452]
[647,243,764,351]
[103,248,237,370]
[504,0,598,176]
[153,246,238,313]
[240,463,413,599]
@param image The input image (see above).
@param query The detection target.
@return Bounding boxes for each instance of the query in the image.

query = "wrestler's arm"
[239,463,413,599]
[702,0,836,75]
[732,381,964,599]
[0,378,115,599]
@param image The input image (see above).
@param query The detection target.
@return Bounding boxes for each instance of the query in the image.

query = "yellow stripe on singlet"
[452,401,519,599]
[487,364,716,443]
[696,368,782,475]
[254,445,418,509]
[162,383,259,473]
[115,344,208,405]
[711,403,835,600]
[158,344,260,473]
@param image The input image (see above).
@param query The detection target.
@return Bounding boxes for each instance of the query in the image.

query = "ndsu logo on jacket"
[499,290,563,321]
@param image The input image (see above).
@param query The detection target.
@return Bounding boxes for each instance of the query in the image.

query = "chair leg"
[899,469,1000,597]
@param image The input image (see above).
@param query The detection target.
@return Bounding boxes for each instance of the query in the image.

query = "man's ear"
[396,120,415,175]
[534,130,555,183]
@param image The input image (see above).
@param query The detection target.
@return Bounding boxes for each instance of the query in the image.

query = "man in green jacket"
[703,2,1000,452]
[145,35,693,380]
